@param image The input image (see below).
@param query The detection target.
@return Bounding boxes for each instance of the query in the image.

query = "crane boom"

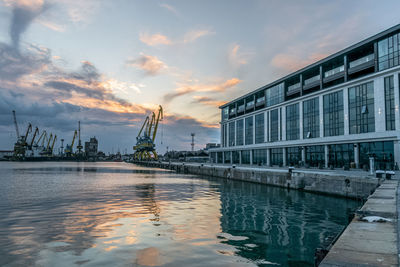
[38,131,47,146]
[137,116,149,139]
[51,135,57,153]
[23,123,32,142]
[30,127,39,147]
[71,130,77,148]
[46,133,53,150]
[12,110,20,138]
[147,112,155,137]
[152,105,163,142]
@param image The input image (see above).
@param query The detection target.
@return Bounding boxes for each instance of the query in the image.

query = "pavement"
[320,178,399,267]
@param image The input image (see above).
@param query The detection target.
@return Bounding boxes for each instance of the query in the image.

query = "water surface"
[0,162,360,266]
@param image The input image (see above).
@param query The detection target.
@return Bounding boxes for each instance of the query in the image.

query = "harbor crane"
[133,105,163,160]
[12,110,32,158]
[65,130,77,157]
[29,127,39,149]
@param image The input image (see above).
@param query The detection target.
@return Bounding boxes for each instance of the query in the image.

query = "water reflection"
[0,162,360,266]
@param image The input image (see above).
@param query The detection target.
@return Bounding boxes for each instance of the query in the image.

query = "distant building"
[85,137,98,159]
[205,143,220,150]
[0,150,13,160]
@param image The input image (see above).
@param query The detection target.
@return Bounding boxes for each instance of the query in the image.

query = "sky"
[0,0,399,154]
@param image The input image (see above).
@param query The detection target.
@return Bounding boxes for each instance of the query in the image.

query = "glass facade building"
[214,25,400,170]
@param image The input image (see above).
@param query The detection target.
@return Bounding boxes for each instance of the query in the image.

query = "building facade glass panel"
[359,141,394,170]
[305,145,325,167]
[232,151,240,164]
[323,90,344,137]
[255,113,265,144]
[286,103,300,140]
[385,76,395,131]
[222,107,229,121]
[217,152,223,163]
[224,151,231,164]
[303,97,320,138]
[286,147,301,166]
[328,144,354,168]
[271,148,283,166]
[241,150,250,164]
[349,81,375,134]
[266,83,284,107]
[378,32,400,71]
[253,149,267,165]
[245,117,254,145]
[229,122,235,146]
[270,109,279,142]
[236,119,244,146]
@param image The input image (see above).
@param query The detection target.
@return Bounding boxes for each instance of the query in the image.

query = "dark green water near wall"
[0,162,360,266]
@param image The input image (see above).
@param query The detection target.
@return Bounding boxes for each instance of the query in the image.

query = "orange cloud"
[126,54,167,76]
[271,52,328,72]
[192,96,225,107]
[139,32,172,46]
[163,78,241,104]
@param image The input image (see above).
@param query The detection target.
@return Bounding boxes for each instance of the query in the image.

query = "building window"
[255,113,264,144]
[286,147,301,166]
[270,109,279,142]
[217,152,223,163]
[266,82,284,107]
[303,97,320,138]
[349,81,375,134]
[245,117,254,145]
[224,151,231,164]
[323,90,344,137]
[241,150,250,164]
[210,152,217,164]
[232,151,240,164]
[378,32,400,71]
[271,148,283,166]
[236,119,244,146]
[253,149,267,165]
[286,103,299,140]
[305,145,325,167]
[359,141,394,170]
[328,144,354,168]
[222,107,229,121]
[229,122,235,146]
[385,76,395,131]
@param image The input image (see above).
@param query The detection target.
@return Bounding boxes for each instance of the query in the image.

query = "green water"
[0,162,360,266]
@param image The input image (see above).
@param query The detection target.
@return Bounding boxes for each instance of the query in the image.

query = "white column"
[267,148,271,166]
[230,151,233,164]
[222,151,225,164]
[252,115,256,144]
[354,144,360,169]
[239,151,242,164]
[319,95,324,137]
[374,77,386,132]
[283,147,287,166]
[264,111,268,142]
[234,120,237,146]
[301,147,306,164]
[282,107,286,141]
[299,101,304,139]
[250,150,253,165]
[393,74,400,130]
[268,111,271,142]
[343,87,349,136]
[324,145,329,168]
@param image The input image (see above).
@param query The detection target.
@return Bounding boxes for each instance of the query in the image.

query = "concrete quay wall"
[134,161,381,199]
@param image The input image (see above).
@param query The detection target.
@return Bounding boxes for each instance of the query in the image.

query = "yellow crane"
[65,130,77,156]
[50,135,57,155]
[29,127,39,149]
[133,105,163,160]
[46,133,53,151]
[13,120,32,158]
[36,130,47,147]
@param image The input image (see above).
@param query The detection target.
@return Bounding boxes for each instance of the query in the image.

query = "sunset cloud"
[163,78,241,103]
[192,96,225,107]
[159,3,179,16]
[139,32,172,46]
[126,54,167,76]
[228,43,252,67]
